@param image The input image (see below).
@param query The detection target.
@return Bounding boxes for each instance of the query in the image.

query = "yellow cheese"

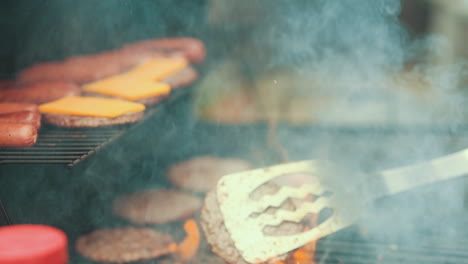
[82,74,171,100]
[39,96,146,118]
[126,57,188,80]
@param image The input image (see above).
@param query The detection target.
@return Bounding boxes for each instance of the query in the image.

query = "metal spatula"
[216,148,468,263]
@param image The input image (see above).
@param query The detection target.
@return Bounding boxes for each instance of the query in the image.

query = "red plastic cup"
[0,224,68,264]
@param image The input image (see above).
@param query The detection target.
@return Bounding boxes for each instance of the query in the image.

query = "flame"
[170,218,200,261]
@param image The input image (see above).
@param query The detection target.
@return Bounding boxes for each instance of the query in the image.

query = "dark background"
[0,0,430,79]
[0,0,207,79]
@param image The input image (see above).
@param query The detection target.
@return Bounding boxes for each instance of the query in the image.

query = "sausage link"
[0,123,37,148]
[0,81,81,104]
[0,80,14,90]
[0,111,41,129]
[18,51,182,84]
[122,38,206,64]
[16,38,205,84]
[0,103,39,114]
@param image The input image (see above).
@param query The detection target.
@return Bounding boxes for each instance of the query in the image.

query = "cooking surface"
[2,89,468,263]
[0,88,189,168]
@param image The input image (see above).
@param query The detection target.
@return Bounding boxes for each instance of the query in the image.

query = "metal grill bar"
[315,238,468,264]
[0,200,12,225]
[0,125,126,167]
[0,89,189,169]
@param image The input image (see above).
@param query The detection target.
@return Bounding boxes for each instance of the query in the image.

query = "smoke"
[239,0,468,254]
[2,0,468,261]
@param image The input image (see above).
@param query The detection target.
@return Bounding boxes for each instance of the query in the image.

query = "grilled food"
[17,37,205,85]
[167,156,252,193]
[0,103,38,114]
[122,37,206,64]
[82,58,197,105]
[200,183,304,264]
[39,96,145,128]
[112,189,202,224]
[0,103,41,147]
[0,81,80,104]
[162,66,198,89]
[0,102,41,129]
[0,111,41,129]
[76,227,174,263]
[0,123,37,148]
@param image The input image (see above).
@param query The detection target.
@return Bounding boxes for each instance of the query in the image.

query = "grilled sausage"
[0,80,14,90]
[16,62,64,85]
[18,51,185,85]
[0,81,81,104]
[122,37,206,64]
[0,103,39,114]
[0,123,37,147]
[0,111,41,129]
[17,38,205,84]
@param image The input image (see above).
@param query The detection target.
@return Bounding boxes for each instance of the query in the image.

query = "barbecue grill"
[2,1,468,263]
[2,87,468,263]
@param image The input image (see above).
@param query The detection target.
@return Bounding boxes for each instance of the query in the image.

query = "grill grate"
[0,127,127,168]
[0,88,185,168]
[315,238,468,264]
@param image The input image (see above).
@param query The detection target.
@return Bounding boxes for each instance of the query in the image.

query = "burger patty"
[167,156,252,193]
[113,189,203,224]
[162,66,198,89]
[43,111,144,128]
[75,227,174,263]
[200,183,304,264]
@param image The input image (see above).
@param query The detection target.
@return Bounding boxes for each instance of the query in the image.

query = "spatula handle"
[377,148,468,197]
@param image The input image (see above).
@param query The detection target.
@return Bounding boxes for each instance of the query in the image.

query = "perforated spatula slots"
[216,148,468,263]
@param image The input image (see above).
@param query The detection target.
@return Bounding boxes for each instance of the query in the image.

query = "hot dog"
[0,103,39,114]
[0,123,37,148]
[63,49,173,84]
[18,50,186,85]
[16,62,64,85]
[17,38,205,84]
[0,111,41,129]
[122,37,206,64]
[0,80,14,90]
[0,81,81,104]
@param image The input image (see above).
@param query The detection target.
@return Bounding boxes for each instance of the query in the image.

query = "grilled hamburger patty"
[162,66,198,89]
[113,189,202,224]
[167,156,251,193]
[43,111,144,128]
[200,183,304,264]
[76,227,174,263]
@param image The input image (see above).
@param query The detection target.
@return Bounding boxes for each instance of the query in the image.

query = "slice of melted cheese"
[126,57,188,80]
[39,96,146,118]
[82,74,171,101]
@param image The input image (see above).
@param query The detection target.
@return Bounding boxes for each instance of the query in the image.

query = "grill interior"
[0,127,126,168]
[314,232,468,264]
[2,88,468,263]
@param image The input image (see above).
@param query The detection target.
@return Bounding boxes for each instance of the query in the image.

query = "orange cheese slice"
[82,74,171,101]
[126,57,188,80]
[39,96,146,118]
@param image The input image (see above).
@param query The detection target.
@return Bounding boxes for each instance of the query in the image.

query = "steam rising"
[249,0,468,251]
[2,0,468,260]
